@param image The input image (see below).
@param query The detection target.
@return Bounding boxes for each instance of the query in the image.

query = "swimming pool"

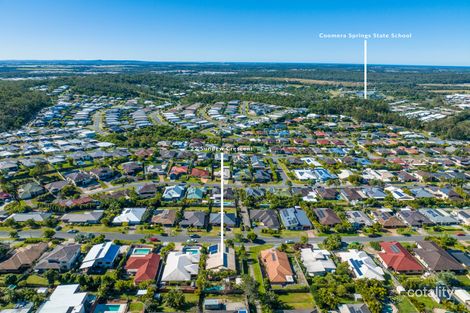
[94,304,126,313]
[132,248,151,255]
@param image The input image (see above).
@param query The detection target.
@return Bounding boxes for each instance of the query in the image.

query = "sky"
[0,0,469,66]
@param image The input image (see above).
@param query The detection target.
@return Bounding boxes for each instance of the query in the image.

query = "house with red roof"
[316,139,330,146]
[169,166,188,180]
[125,253,161,285]
[191,168,210,182]
[378,241,423,274]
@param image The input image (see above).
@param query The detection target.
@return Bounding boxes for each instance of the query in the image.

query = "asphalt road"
[2,230,469,246]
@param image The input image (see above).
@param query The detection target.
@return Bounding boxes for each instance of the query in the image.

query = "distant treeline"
[0,81,51,132]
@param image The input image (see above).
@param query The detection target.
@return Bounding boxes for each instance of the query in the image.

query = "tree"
[262,290,281,311]
[43,229,56,239]
[165,289,185,310]
[322,234,342,251]
[247,231,257,242]
[241,274,259,304]
[9,230,19,239]
[4,274,17,285]
[300,235,308,244]
[45,269,59,286]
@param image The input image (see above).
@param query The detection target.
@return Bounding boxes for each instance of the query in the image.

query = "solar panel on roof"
[390,245,401,253]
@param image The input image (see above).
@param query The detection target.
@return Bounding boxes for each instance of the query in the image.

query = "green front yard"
[278,292,315,310]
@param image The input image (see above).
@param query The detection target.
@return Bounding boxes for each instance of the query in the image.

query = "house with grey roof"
[346,210,373,229]
[397,208,433,227]
[418,208,459,225]
[35,244,81,272]
[279,207,312,230]
[209,212,237,228]
[180,211,207,228]
[249,209,280,230]
[8,212,52,223]
[18,182,45,200]
[61,210,104,224]
[414,241,465,272]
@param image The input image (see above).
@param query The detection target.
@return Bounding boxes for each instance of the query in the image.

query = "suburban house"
[180,211,207,228]
[260,248,294,284]
[339,303,371,313]
[337,249,385,281]
[300,247,336,276]
[346,210,373,229]
[418,208,459,225]
[191,168,210,182]
[169,165,188,180]
[209,212,237,228]
[65,171,96,187]
[162,185,186,201]
[206,244,236,272]
[314,208,341,226]
[35,243,81,272]
[112,207,147,225]
[249,209,280,230]
[61,210,104,224]
[397,208,433,227]
[37,284,91,313]
[378,242,424,273]
[8,212,51,223]
[279,207,312,230]
[413,241,465,272]
[135,183,158,198]
[17,182,45,200]
[44,180,69,194]
[161,251,200,282]
[151,209,178,226]
[80,242,120,272]
[125,253,161,285]
[186,186,206,200]
[0,242,48,273]
[372,210,406,228]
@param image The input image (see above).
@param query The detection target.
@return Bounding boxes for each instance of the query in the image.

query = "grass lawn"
[25,274,48,286]
[128,301,144,312]
[248,244,272,293]
[409,295,445,311]
[394,296,418,313]
[455,274,470,288]
[62,224,126,233]
[424,226,464,235]
[278,293,314,310]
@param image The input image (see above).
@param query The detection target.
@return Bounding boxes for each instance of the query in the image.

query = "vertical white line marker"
[364,39,368,100]
[220,152,224,260]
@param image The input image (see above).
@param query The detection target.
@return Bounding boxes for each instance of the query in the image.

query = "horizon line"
[1,59,470,68]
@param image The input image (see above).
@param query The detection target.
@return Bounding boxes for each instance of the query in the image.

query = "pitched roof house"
[79,242,120,271]
[314,208,341,226]
[61,210,104,224]
[372,210,406,228]
[180,211,207,228]
[260,248,294,284]
[249,209,280,230]
[413,241,465,272]
[112,207,147,225]
[125,253,161,284]
[161,251,200,282]
[35,244,81,272]
[0,242,48,273]
[378,242,423,273]
[300,247,336,276]
[151,209,178,226]
[279,207,312,230]
[337,249,385,281]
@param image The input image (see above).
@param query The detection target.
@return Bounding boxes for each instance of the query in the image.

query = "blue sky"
[0,0,469,65]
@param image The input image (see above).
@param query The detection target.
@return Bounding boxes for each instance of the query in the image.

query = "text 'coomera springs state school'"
[319,32,413,39]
